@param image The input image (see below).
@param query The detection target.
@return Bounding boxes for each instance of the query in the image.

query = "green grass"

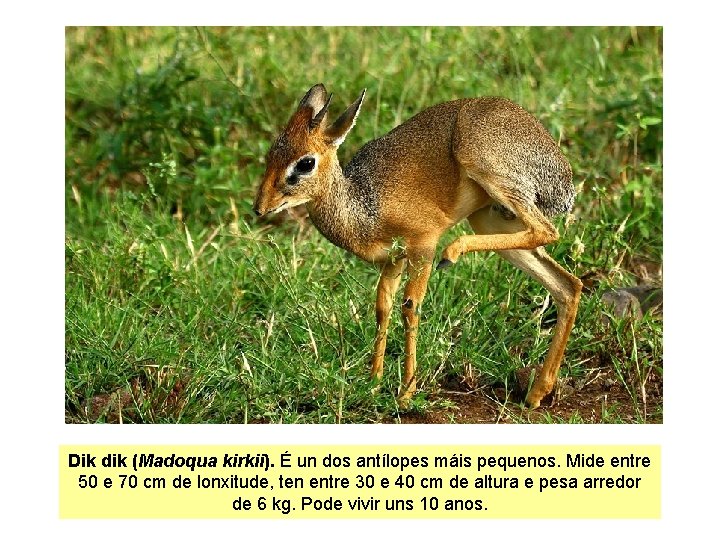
[65,26,663,423]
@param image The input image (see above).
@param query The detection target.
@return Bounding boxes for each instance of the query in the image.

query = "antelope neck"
[306,160,379,258]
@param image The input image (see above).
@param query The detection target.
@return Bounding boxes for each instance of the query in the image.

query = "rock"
[601,285,662,322]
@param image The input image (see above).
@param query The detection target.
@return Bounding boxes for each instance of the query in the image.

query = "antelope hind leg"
[439,177,559,267]
[467,207,582,407]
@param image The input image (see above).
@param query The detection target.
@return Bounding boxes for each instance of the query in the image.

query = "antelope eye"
[295,156,315,174]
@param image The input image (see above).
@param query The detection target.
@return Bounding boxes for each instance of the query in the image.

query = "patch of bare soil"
[389,365,663,424]
[391,264,664,424]
[386,360,663,424]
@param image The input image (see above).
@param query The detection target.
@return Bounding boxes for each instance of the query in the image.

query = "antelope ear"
[324,89,366,147]
[298,83,327,114]
[298,84,333,131]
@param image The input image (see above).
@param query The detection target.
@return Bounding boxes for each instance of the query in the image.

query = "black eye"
[295,156,315,174]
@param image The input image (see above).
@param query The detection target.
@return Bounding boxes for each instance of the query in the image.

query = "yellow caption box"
[59,445,660,519]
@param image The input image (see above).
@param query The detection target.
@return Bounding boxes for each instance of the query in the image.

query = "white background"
[2,2,716,537]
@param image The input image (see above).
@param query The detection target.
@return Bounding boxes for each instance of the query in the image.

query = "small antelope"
[254,84,582,408]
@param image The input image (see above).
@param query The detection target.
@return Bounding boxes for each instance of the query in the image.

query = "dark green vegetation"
[65,27,663,423]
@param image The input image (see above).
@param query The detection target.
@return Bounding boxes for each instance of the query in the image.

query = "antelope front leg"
[370,258,406,380]
[398,251,433,405]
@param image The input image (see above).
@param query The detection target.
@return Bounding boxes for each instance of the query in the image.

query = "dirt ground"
[390,364,663,424]
[389,269,664,424]
[72,356,662,425]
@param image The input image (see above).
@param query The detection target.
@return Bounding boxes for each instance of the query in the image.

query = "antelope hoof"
[525,393,542,409]
[397,392,413,410]
[526,381,553,409]
[397,384,416,409]
[515,366,550,409]
[436,258,454,270]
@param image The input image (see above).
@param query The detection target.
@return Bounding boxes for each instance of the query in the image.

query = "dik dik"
[254,84,582,408]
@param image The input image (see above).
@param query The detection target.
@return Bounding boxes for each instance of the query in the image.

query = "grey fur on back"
[453,97,574,217]
[344,97,574,219]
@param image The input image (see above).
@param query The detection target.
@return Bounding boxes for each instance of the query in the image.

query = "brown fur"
[254,84,582,408]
